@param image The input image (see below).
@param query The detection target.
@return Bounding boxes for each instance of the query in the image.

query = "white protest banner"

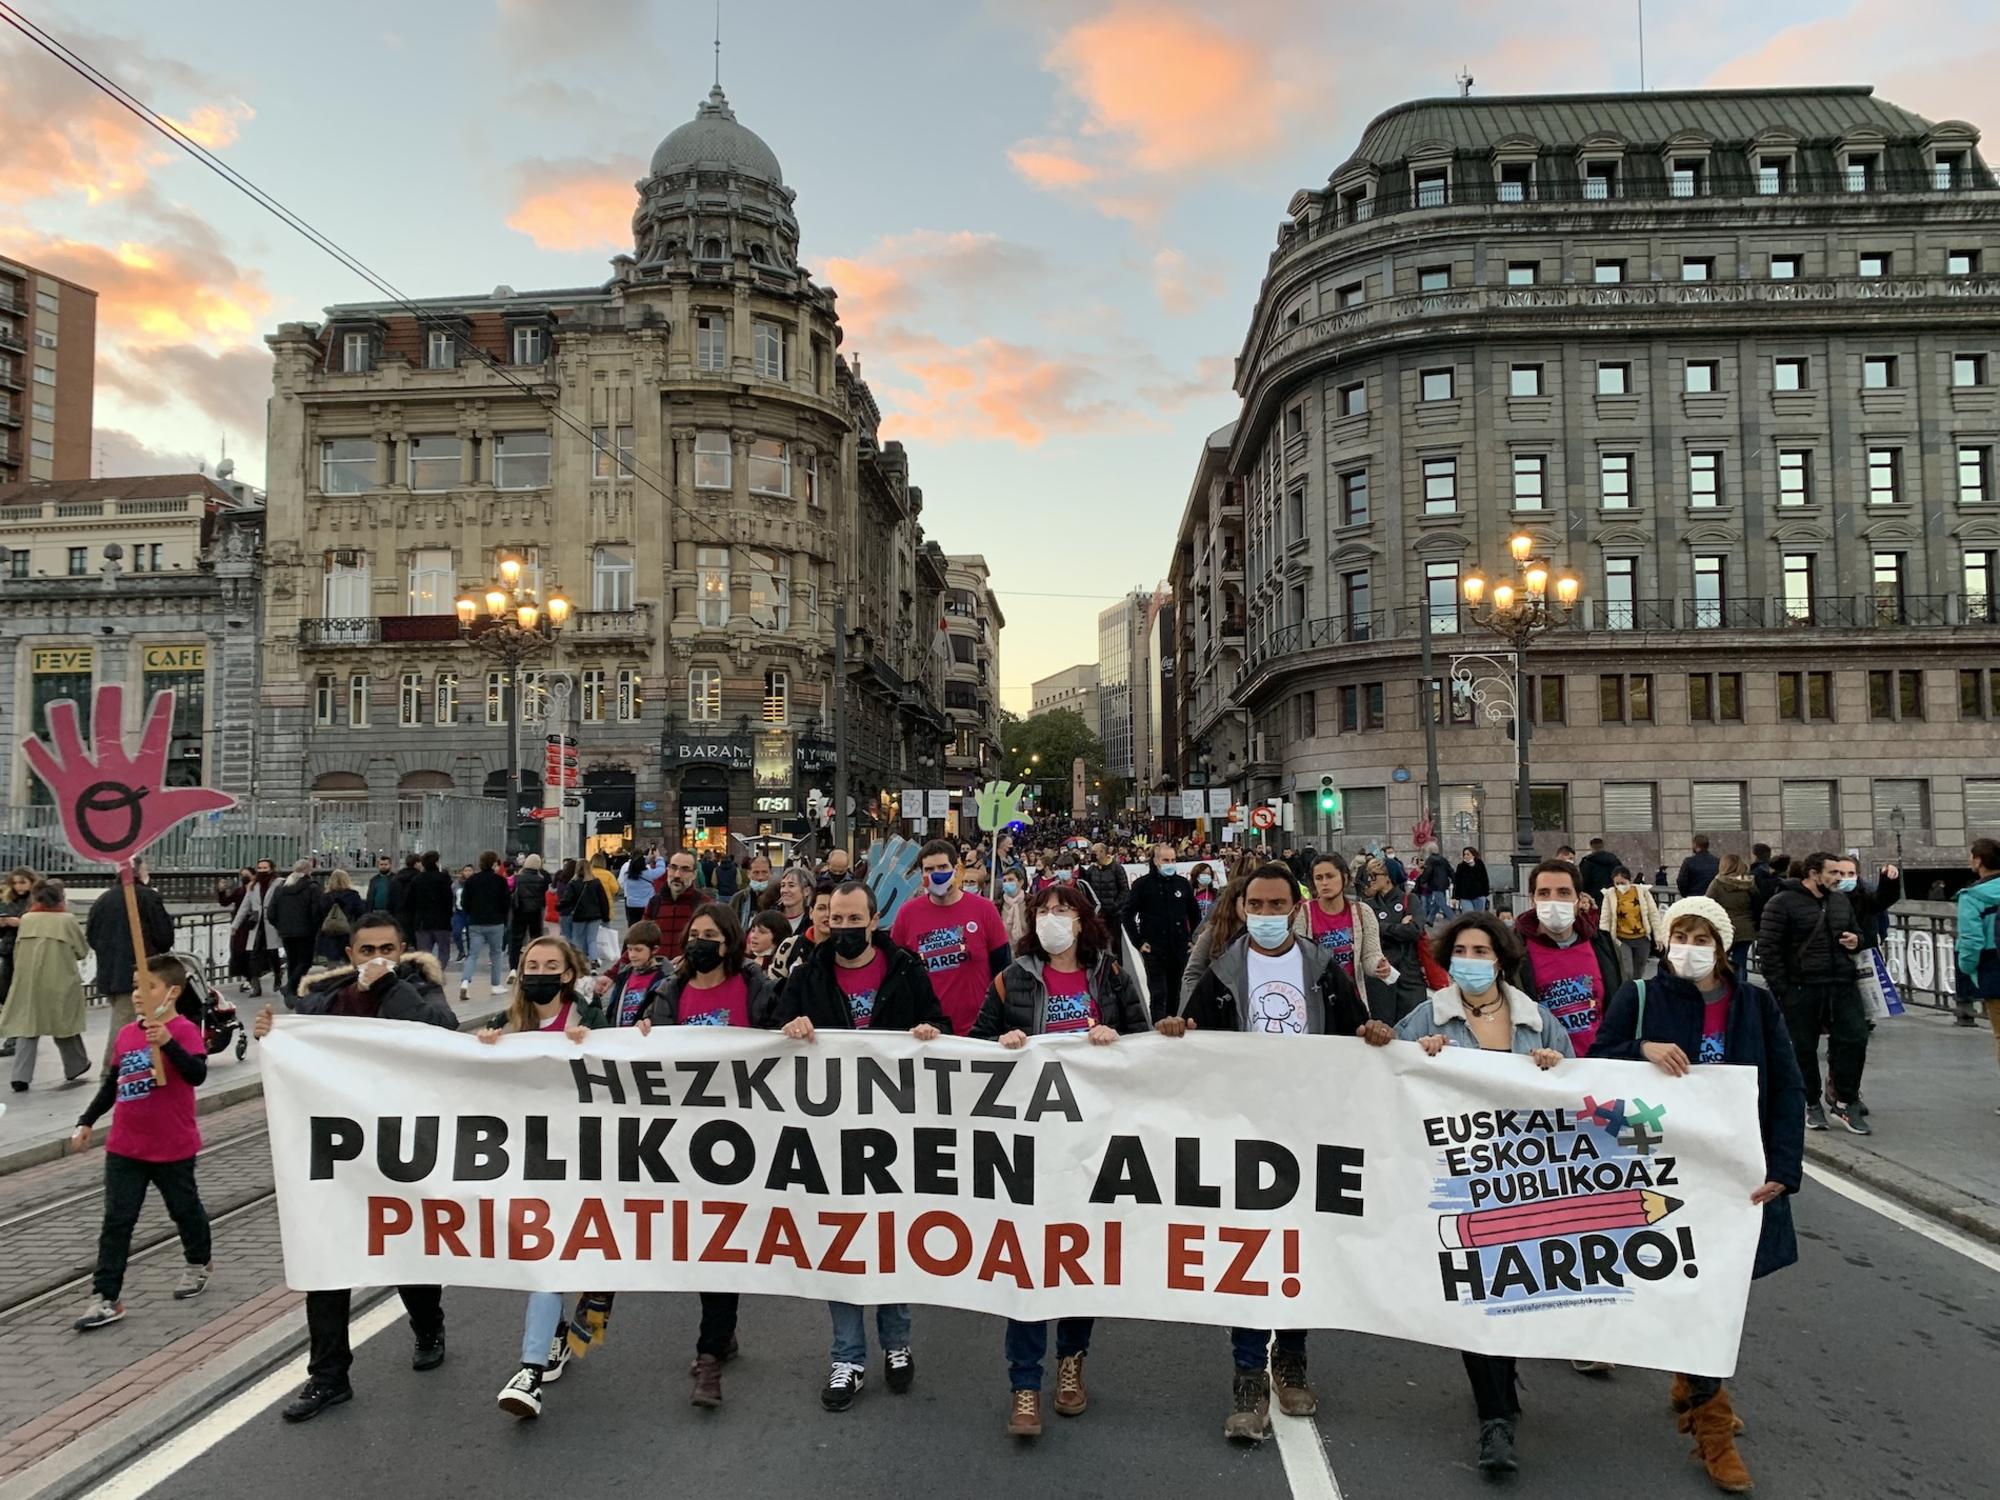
[1208,789,1231,815]
[263,1022,1765,1374]
[927,790,950,820]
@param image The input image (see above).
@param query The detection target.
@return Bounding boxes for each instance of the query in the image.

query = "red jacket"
[643,881,703,959]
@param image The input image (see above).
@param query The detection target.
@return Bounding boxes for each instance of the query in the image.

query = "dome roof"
[648,85,784,185]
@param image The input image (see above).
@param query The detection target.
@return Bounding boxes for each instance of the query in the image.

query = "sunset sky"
[5,0,1992,709]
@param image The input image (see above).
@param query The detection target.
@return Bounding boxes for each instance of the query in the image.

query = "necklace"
[1463,991,1505,1017]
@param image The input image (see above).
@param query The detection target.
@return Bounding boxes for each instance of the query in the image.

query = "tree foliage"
[998,709,1104,803]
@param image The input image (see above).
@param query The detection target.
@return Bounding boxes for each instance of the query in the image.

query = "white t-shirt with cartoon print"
[1244,944,1309,1037]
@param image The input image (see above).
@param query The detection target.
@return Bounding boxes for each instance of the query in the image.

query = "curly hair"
[1429,910,1524,975]
[1022,883,1112,966]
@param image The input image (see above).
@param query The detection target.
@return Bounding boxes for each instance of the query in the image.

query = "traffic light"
[1317,775,1338,816]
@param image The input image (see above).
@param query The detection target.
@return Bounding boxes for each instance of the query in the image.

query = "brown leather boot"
[1672,1374,1746,1432]
[1679,1387,1753,1493]
[1008,1388,1042,1438]
[690,1353,723,1408]
[1054,1353,1088,1416]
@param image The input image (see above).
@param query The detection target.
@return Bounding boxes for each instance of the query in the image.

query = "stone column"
[374,428,393,488]
[458,426,476,486]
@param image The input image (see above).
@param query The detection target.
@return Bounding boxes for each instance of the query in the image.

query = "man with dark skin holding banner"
[1160,860,1394,1444]
[252,912,458,1423]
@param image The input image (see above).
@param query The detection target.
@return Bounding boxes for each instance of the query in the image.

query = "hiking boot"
[73,1297,125,1331]
[1804,1103,1827,1131]
[1271,1348,1316,1416]
[1224,1369,1272,1442]
[1680,1388,1753,1493]
[1054,1352,1088,1416]
[690,1352,723,1407]
[884,1346,915,1394]
[1007,1388,1043,1438]
[821,1361,865,1412]
[173,1264,211,1300]
[412,1330,446,1370]
[542,1325,571,1383]
[1828,1099,1872,1136]
[688,1336,738,1376]
[280,1380,352,1423]
[1478,1417,1519,1474]
[497,1367,543,1419]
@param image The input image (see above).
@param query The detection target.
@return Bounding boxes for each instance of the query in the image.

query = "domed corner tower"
[629,84,802,273]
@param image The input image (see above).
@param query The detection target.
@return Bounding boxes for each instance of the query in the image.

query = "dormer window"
[425,330,456,370]
[1756,156,1791,195]
[1413,168,1448,208]
[748,242,770,264]
[1844,152,1879,192]
[1497,161,1534,203]
[701,237,725,260]
[1340,185,1372,224]
[1584,160,1620,201]
[1934,150,1969,189]
[1669,158,1705,198]
[511,326,545,364]
[340,331,372,373]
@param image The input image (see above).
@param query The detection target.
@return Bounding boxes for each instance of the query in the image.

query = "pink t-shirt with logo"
[1042,964,1099,1034]
[834,950,889,1028]
[680,973,751,1028]
[891,892,1006,1037]
[106,1016,205,1163]
[1308,902,1356,978]
[1528,938,1607,1056]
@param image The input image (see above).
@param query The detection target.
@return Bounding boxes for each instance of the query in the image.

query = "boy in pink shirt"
[70,956,212,1329]
[889,839,1012,1036]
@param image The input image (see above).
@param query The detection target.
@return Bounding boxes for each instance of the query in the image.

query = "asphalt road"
[126,1181,2000,1499]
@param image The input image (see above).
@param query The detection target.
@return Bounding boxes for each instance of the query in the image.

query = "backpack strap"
[1634,977,1646,1034]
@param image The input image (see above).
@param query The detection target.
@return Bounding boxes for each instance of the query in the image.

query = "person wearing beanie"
[1592,895,1805,1495]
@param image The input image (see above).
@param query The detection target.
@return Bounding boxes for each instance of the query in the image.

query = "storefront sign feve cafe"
[141,645,206,672]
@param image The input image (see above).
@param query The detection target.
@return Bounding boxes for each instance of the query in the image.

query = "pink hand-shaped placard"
[19,685,234,867]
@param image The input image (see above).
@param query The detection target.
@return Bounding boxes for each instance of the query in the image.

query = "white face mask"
[1035,913,1077,955]
[1535,899,1576,934]
[1668,942,1717,981]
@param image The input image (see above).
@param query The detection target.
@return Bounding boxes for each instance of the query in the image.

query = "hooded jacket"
[971,951,1148,1039]
[1180,931,1370,1036]
[294,951,457,1028]
[1509,906,1628,1054]
[1577,847,1622,900]
[1755,878,1862,992]
[777,933,948,1033]
[1706,873,1756,948]
[1956,873,2000,998]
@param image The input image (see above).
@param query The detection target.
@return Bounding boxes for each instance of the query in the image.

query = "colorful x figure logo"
[1580,1094,1628,1133]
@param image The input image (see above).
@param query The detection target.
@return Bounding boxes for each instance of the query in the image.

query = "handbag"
[320,901,351,940]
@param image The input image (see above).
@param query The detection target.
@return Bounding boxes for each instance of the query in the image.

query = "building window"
[1968,550,1997,622]
[748,438,790,496]
[1692,781,1747,831]
[1420,368,1454,402]
[7,549,25,579]
[1429,676,1475,725]
[1532,675,1566,724]
[1418,265,1450,292]
[1949,249,1981,277]
[425,330,456,369]
[1688,672,1744,724]
[1512,454,1546,510]
[1863,355,1897,389]
[1604,556,1637,629]
[1345,785,1390,837]
[1684,360,1719,393]
[31,401,53,422]
[1593,259,1625,284]
[1294,692,1318,739]
[592,545,633,611]
[1845,153,1879,192]
[30,436,53,460]
[1778,450,1811,507]
[1955,353,1988,388]
[1757,158,1790,195]
[1337,281,1364,308]
[579,669,605,723]
[591,425,635,480]
[1496,161,1535,203]
[408,434,460,491]
[1961,446,1993,506]
[1867,448,1902,506]
[1773,357,1807,391]
[348,674,370,727]
[1781,554,1816,623]
[67,545,87,575]
[406,549,454,614]
[616,669,642,722]
[1342,569,1371,635]
[1506,261,1538,286]
[1413,170,1448,208]
[746,550,790,629]
[1338,469,1369,527]
[1869,669,1925,721]
[128,543,162,571]
[485,671,507,725]
[519,668,546,725]
[688,666,721,723]
[763,669,789,725]
[1599,673,1652,723]
[1782,779,1838,832]
[1873,551,1907,622]
[1421,456,1457,515]
[1858,252,1890,279]
[1509,364,1542,397]
[1770,254,1801,279]
[696,547,730,627]
[1337,683,1385,731]
[1426,561,1459,635]
[1681,257,1714,281]
[321,437,374,493]
[752,320,785,379]
[1336,381,1365,416]
[1692,554,1726,626]
[493,431,551,489]
[1286,483,1307,543]
[696,314,726,371]
[1597,362,1630,395]
[314,674,337,726]
[511,326,545,364]
[1600,453,1633,510]
[1689,451,1722,508]
[434,672,458,725]
[1960,669,2000,720]
[340,332,371,372]
[1873,779,1931,839]
[398,673,423,726]
[694,430,731,489]
[1778,671,1834,723]
[1601,782,1658,832]
[1669,158,1705,198]
[1584,161,1619,200]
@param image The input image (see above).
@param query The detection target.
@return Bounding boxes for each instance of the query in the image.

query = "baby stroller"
[171,951,248,1061]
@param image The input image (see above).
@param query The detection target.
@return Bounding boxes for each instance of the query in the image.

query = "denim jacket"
[1392,981,1574,1057]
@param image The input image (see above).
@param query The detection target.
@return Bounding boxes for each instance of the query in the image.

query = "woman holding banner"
[1592,896,1804,1496]
[1392,910,1572,1476]
[972,883,1149,1437]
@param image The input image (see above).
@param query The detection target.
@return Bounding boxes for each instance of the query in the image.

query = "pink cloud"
[1151,248,1224,315]
[1705,1,1996,123]
[823,230,1047,342]
[1007,142,1102,189]
[872,334,1128,446]
[504,158,641,251]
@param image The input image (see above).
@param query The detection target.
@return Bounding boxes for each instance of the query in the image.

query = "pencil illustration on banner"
[1439,1189,1682,1250]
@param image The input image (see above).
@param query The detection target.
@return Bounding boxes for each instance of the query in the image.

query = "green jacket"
[484,995,612,1032]
[0,909,88,1039]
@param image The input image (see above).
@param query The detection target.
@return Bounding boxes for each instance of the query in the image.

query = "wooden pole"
[118,863,165,1085]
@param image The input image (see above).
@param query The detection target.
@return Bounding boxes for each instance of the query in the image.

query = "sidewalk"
[1802,1005,2000,1243]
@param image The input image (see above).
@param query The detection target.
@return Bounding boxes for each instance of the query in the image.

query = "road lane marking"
[1804,1164,2000,1275]
[1273,1401,1344,1500]
[89,1297,404,1500]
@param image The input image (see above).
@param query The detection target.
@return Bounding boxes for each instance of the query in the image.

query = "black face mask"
[685,938,725,974]
[520,975,567,1005]
[832,928,871,960]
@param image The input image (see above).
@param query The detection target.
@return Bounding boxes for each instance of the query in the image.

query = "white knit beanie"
[1660,895,1732,951]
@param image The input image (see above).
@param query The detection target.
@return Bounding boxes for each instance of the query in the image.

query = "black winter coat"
[1122,870,1201,951]
[566,874,611,924]
[1181,934,1370,1036]
[265,876,322,942]
[386,866,419,926]
[1756,879,1863,992]
[406,868,455,932]
[84,881,175,995]
[460,870,512,925]
[970,952,1148,1039]
[512,867,550,917]
[1593,972,1804,1279]
[1577,849,1622,900]
[1451,859,1490,900]
[1079,860,1130,920]
[643,963,781,1028]
[1676,850,1719,897]
[776,935,948,1033]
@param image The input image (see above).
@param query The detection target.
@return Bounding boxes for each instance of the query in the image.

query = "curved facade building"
[1172,86,2000,874]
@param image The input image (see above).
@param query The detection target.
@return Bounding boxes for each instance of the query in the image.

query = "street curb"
[0,1287,395,1500]
[1804,1134,2000,1247]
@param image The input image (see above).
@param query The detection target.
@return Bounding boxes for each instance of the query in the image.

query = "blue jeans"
[1231,1326,1305,1371]
[1462,896,1490,912]
[1423,891,1450,922]
[450,910,469,958]
[1005,1317,1094,1390]
[828,1301,911,1365]
[558,916,577,948]
[462,923,506,987]
[573,921,603,967]
[522,1291,565,1365]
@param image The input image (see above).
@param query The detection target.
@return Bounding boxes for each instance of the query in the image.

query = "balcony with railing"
[0,327,24,356]
[567,602,655,642]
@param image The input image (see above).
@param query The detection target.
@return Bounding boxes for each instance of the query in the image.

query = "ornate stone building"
[260,86,959,857]
[1171,86,2000,874]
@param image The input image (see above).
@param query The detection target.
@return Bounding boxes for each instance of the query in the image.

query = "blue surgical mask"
[1197,872,1214,888]
[1246,914,1291,949]
[1835,876,1858,893]
[749,879,768,893]
[1450,956,1498,994]
[927,869,954,890]
[1002,879,1019,897]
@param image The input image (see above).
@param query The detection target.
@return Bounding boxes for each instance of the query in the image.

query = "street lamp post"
[456,556,569,855]
[1458,532,1580,897]
[1889,804,1906,861]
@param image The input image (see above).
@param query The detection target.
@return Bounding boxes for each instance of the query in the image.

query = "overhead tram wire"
[0,1,753,560]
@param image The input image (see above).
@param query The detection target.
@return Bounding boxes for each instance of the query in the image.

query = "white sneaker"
[73,1297,125,1331]
[490,982,510,997]
[497,1366,543,1418]
[458,983,470,1001]
[173,1263,210,1300]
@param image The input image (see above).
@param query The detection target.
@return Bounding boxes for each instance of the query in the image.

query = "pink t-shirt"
[1308,902,1356,978]
[106,1015,204,1163]
[891,892,1006,1037]
[833,950,889,1028]
[680,973,751,1028]
[1699,989,1732,1066]
[1042,964,1098,1034]
[537,1001,575,1033]
[1527,937,1607,1056]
